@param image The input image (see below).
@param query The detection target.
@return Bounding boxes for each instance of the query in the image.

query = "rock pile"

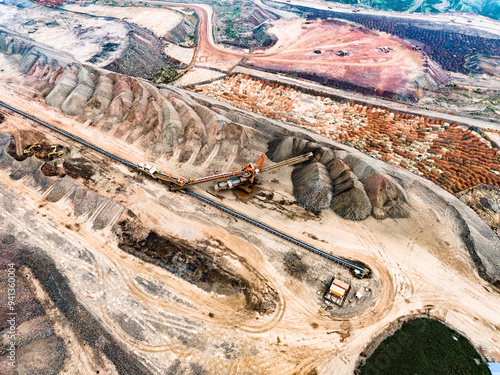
[292,161,332,211]
[268,136,407,220]
[329,158,372,220]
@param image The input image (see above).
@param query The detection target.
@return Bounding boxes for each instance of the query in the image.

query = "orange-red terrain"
[193,75,500,195]
[188,7,448,101]
[242,19,448,101]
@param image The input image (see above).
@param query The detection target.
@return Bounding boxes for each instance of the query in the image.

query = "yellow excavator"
[47,146,64,159]
[23,144,41,156]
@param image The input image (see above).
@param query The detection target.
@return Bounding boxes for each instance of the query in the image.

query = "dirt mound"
[345,154,410,220]
[331,178,372,221]
[292,161,333,211]
[40,162,58,176]
[329,158,372,220]
[9,54,266,180]
[115,219,279,315]
[268,136,375,220]
[0,29,256,163]
[61,67,96,116]
[364,172,411,220]
[45,67,78,109]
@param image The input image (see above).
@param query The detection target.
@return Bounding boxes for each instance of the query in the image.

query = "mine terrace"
[0,0,499,374]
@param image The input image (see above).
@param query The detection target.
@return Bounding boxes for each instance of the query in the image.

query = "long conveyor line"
[0,101,369,277]
[184,190,368,277]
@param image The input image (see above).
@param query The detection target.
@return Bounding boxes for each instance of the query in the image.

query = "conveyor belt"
[184,190,367,277]
[0,101,369,277]
[0,101,137,169]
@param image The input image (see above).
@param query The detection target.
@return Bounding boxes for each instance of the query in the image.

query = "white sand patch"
[0,54,22,79]
[0,4,128,66]
[173,68,225,87]
[63,4,183,38]
[164,43,194,65]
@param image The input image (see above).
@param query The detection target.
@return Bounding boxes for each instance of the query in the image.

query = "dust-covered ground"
[62,4,184,38]
[0,8,499,374]
[0,3,129,67]
[0,83,499,374]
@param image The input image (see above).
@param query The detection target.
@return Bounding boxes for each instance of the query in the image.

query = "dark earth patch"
[19,245,153,375]
[63,158,94,180]
[115,220,279,315]
[41,163,59,177]
[283,252,309,280]
[358,318,489,375]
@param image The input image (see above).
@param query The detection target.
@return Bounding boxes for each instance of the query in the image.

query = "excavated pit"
[115,220,279,315]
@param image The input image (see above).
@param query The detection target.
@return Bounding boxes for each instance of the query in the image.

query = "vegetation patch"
[359,318,489,375]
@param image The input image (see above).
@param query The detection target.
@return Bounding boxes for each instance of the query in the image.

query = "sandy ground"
[244,18,424,94]
[1,72,500,373]
[0,4,129,66]
[173,67,226,87]
[165,43,195,65]
[62,4,184,38]
[486,132,500,147]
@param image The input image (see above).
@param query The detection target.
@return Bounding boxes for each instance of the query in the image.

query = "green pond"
[359,318,490,375]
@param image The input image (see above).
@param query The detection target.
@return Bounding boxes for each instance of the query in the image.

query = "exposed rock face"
[104,25,178,80]
[164,16,197,45]
[344,154,410,220]
[253,23,278,48]
[292,161,333,211]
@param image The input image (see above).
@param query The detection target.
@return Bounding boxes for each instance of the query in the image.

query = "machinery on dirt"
[47,145,64,159]
[137,152,314,192]
[23,144,41,156]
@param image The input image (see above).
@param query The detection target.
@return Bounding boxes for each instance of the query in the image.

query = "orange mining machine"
[137,152,314,192]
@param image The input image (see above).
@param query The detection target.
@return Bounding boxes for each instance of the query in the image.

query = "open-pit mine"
[0,1,499,374]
